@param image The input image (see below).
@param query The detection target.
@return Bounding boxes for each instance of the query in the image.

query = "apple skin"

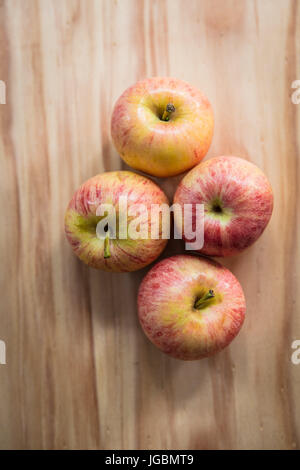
[111,77,214,177]
[138,255,246,360]
[174,156,274,257]
[65,171,169,272]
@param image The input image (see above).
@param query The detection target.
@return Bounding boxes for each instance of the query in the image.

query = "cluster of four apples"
[65,77,273,360]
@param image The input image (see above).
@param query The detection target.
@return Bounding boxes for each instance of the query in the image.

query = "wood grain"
[0,0,299,450]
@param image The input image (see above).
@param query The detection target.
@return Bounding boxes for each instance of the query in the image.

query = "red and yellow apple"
[138,254,246,360]
[65,171,169,272]
[111,77,214,177]
[174,156,274,257]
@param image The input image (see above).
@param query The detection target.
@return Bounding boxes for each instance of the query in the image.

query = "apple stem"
[194,289,215,309]
[104,232,111,259]
[161,103,175,121]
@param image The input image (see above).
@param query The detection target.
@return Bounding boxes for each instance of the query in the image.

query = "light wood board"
[0,0,299,449]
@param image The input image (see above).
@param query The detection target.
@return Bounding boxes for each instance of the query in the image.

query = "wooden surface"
[0,0,299,450]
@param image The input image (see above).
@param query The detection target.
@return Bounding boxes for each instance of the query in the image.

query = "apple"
[111,77,214,177]
[138,254,246,360]
[65,171,169,272]
[174,156,274,257]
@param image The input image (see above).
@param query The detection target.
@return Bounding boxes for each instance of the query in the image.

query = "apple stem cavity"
[104,232,111,259]
[194,289,215,310]
[161,103,175,121]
